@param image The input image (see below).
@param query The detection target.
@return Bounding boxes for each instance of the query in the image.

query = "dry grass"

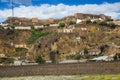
[1,75,120,80]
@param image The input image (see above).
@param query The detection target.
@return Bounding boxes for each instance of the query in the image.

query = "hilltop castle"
[75,13,111,20]
[4,13,112,26]
[5,17,56,26]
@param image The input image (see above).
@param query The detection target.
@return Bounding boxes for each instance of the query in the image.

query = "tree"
[84,48,88,55]
[0,25,4,30]
[92,21,97,24]
[50,50,59,63]
[35,55,45,64]
[109,23,116,29]
[114,53,120,61]
[100,44,109,53]
[10,25,15,30]
[44,23,50,27]
[99,21,107,26]
[68,21,76,25]
[86,20,92,24]
[0,58,14,64]
[31,25,35,31]
[84,48,89,59]
[58,22,65,28]
[75,54,81,60]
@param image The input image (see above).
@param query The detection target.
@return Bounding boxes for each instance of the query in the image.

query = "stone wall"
[75,13,111,21]
[0,61,120,77]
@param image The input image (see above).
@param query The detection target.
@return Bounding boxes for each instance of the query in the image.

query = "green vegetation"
[58,22,65,28]
[35,28,43,31]
[114,53,120,60]
[50,51,59,63]
[86,20,92,24]
[99,21,117,29]
[99,21,108,26]
[92,21,97,24]
[109,22,117,29]
[80,75,120,80]
[15,48,28,57]
[10,25,15,30]
[75,54,81,60]
[31,25,35,30]
[28,32,50,43]
[44,23,50,27]
[84,48,88,55]
[68,21,76,25]
[0,25,4,30]
[100,44,109,53]
[66,53,83,60]
[35,55,45,64]
[1,75,120,80]
[15,48,28,52]
[0,57,14,64]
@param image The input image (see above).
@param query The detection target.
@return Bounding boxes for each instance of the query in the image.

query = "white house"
[15,26,31,30]
[50,24,59,27]
[81,28,87,31]
[58,27,74,33]
[0,23,8,27]
[76,19,82,24]
[88,49,101,56]
[76,37,81,43]
[0,54,6,58]
[79,50,84,55]
[13,44,28,49]
[34,25,44,29]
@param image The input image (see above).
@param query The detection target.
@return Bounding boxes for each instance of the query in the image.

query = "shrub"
[84,48,88,55]
[50,51,59,63]
[92,21,97,24]
[15,48,28,57]
[0,25,4,30]
[31,25,35,31]
[0,58,14,64]
[86,20,92,24]
[75,54,81,60]
[35,55,45,64]
[28,32,49,43]
[68,21,76,25]
[99,21,108,26]
[108,23,117,29]
[100,44,109,53]
[114,53,120,60]
[35,28,43,31]
[10,26,15,30]
[15,48,28,52]
[44,23,50,27]
[58,22,65,28]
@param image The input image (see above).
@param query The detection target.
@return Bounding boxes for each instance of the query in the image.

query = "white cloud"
[0,2,120,21]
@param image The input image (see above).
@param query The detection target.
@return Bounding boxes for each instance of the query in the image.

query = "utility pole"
[1,0,32,26]
[11,0,14,26]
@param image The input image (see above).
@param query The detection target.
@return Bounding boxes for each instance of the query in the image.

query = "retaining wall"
[0,61,120,77]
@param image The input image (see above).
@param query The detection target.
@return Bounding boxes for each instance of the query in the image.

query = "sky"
[0,0,120,22]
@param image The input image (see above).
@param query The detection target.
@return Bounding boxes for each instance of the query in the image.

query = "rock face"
[0,13,120,63]
[0,23,120,62]
[75,13,112,21]
[0,30,31,58]
[113,20,120,25]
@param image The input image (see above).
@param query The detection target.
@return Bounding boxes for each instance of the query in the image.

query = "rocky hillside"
[0,21,120,64]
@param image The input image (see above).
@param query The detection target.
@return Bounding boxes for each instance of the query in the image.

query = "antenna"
[1,0,32,26]
[11,0,14,26]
